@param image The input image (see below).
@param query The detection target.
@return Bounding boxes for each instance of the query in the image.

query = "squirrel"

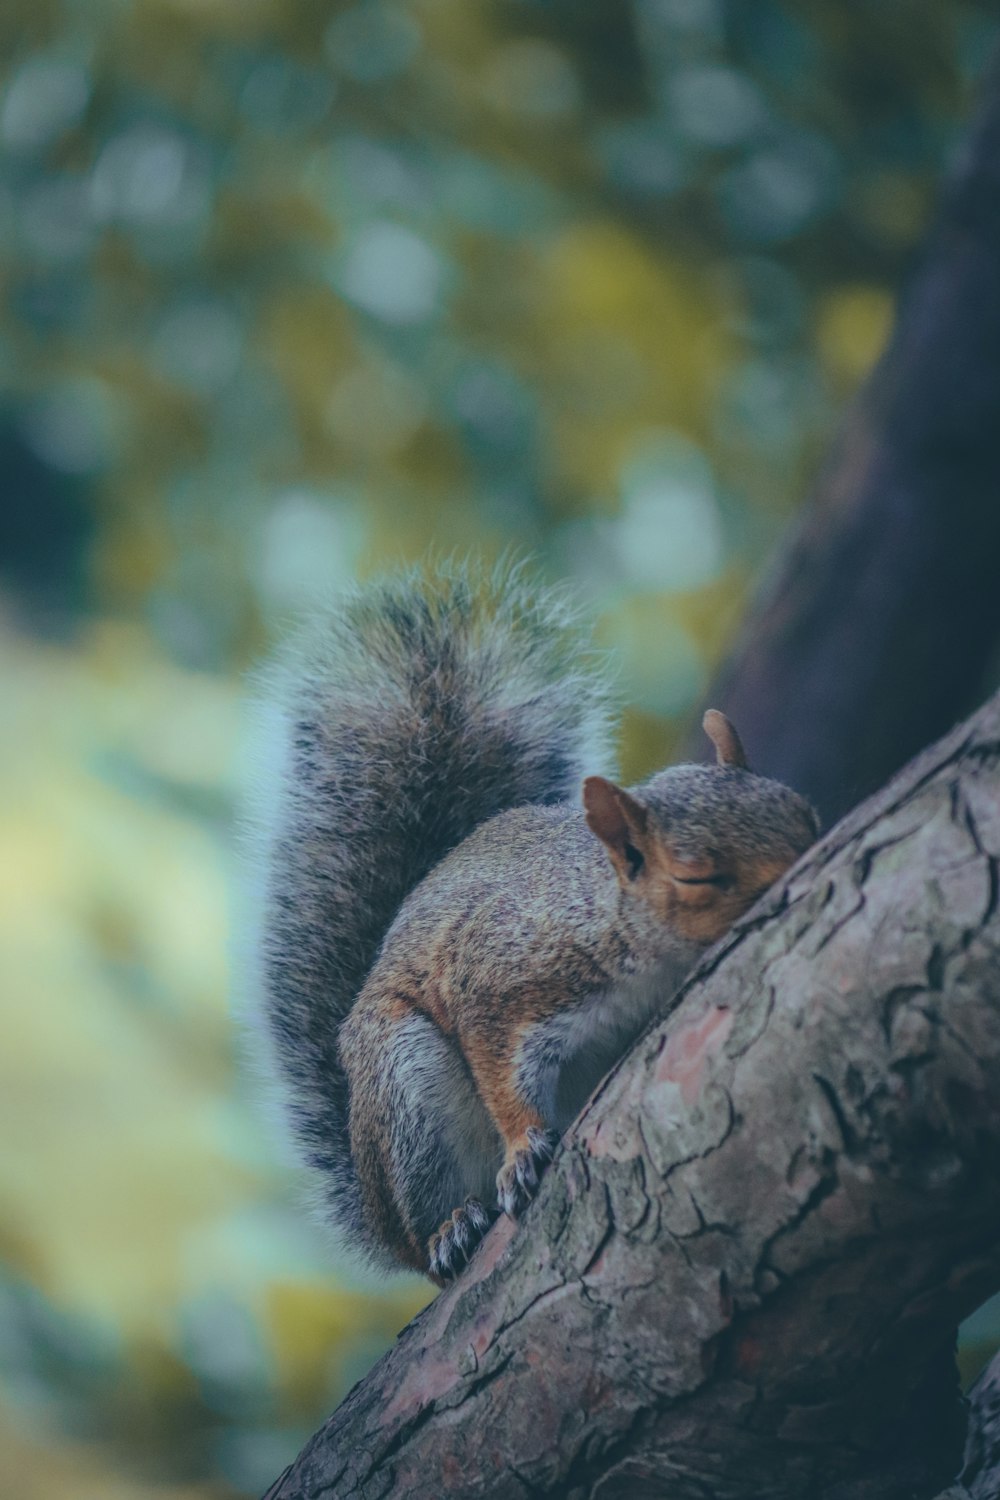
[248,561,819,1283]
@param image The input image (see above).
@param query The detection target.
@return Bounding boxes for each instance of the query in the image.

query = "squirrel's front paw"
[428,1197,494,1281]
[496,1127,558,1218]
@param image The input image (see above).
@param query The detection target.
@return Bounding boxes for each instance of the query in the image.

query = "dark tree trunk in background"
[261,52,1000,1500]
[694,52,1000,829]
[265,690,1000,1499]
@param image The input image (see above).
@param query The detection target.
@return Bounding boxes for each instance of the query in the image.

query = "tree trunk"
[692,50,1000,828]
[263,685,1000,1499]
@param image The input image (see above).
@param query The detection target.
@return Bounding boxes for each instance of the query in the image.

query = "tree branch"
[263,687,1000,1500]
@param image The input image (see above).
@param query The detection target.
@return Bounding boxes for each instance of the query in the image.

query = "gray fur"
[515,957,700,1134]
[382,1014,499,1245]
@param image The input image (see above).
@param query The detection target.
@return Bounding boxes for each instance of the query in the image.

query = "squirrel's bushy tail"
[245,560,615,1244]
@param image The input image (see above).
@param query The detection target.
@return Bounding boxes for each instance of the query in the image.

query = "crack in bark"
[812,1072,859,1153]
[656,1087,737,1183]
[758,1172,843,1278]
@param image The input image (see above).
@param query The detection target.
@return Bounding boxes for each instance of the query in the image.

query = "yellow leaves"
[86,618,241,790]
[92,499,172,602]
[669,568,750,669]
[816,285,894,390]
[542,222,679,327]
[0,626,241,1321]
[264,1278,431,1407]
[325,350,430,461]
[0,620,235,1003]
[260,285,355,429]
[595,567,749,781]
[214,186,335,268]
[529,222,728,498]
[0,1412,226,1500]
[0,963,243,1318]
[409,0,497,72]
[121,0,288,49]
[480,40,581,124]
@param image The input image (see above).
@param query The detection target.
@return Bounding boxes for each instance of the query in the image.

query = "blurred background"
[2,2,998,1495]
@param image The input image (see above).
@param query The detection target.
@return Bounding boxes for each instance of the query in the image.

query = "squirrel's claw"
[428,1197,494,1281]
[496,1127,558,1218]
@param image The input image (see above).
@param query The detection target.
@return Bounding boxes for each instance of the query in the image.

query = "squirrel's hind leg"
[342,997,502,1277]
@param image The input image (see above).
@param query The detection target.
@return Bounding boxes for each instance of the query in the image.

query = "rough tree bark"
[263,683,1000,1499]
[692,49,1000,829]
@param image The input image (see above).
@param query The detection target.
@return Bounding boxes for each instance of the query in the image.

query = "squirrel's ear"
[702,709,748,770]
[583,777,650,882]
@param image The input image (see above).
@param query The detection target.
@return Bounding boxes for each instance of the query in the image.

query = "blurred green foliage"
[0,1,996,1495]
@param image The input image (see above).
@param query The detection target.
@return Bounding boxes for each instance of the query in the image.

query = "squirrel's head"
[582,710,819,947]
